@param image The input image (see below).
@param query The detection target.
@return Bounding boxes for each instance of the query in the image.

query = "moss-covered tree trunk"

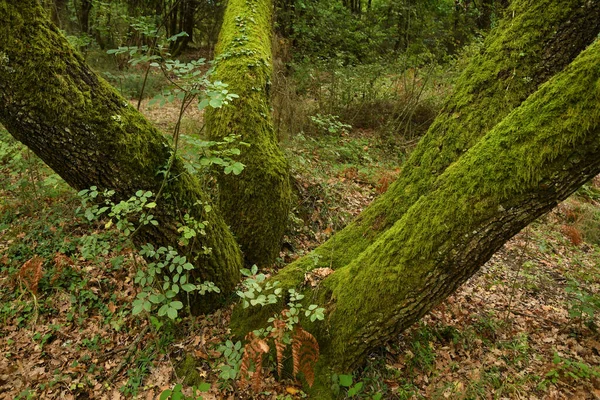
[231,0,600,390]
[236,38,600,394]
[205,0,292,267]
[270,0,600,285]
[0,0,243,312]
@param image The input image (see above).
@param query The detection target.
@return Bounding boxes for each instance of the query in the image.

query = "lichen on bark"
[205,0,292,268]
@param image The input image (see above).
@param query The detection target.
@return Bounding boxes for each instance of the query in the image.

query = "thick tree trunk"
[0,0,243,312]
[231,0,600,389]
[206,0,292,267]
[236,37,600,393]
[309,34,600,383]
[267,0,600,287]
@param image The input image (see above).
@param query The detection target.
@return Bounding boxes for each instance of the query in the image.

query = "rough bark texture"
[268,0,600,286]
[205,0,292,267]
[230,0,600,390]
[0,0,243,312]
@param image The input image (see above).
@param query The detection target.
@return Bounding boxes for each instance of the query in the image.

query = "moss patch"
[206,0,292,267]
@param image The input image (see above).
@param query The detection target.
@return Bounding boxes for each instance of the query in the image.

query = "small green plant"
[135,243,219,319]
[565,280,600,329]
[159,382,211,400]
[217,339,243,383]
[181,134,248,179]
[540,352,600,389]
[309,113,351,136]
[77,188,220,321]
[237,265,282,308]
[230,267,327,391]
[331,374,382,399]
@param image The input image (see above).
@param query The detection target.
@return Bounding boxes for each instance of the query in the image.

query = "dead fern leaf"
[562,225,583,246]
[270,317,287,379]
[19,256,43,295]
[292,325,319,387]
[240,332,270,392]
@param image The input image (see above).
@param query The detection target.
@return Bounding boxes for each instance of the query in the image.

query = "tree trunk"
[265,0,600,286]
[78,0,93,34]
[237,37,600,394]
[307,34,600,385]
[171,0,196,57]
[0,0,243,312]
[50,0,68,29]
[206,0,292,267]
[231,0,600,389]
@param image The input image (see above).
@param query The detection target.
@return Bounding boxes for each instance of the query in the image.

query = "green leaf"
[231,162,245,175]
[209,98,223,108]
[132,303,144,315]
[339,374,353,387]
[158,304,168,316]
[182,283,196,292]
[171,301,183,310]
[197,98,210,111]
[149,294,164,304]
[348,382,363,396]
[197,382,211,392]
[167,307,178,320]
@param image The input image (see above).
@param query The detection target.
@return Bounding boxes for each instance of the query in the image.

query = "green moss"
[0,1,243,311]
[176,354,203,387]
[234,15,600,388]
[232,0,597,326]
[320,37,600,370]
[206,0,291,267]
[281,0,598,275]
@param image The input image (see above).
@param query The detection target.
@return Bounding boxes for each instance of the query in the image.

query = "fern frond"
[291,325,319,387]
[19,256,43,295]
[270,318,287,379]
[240,332,270,392]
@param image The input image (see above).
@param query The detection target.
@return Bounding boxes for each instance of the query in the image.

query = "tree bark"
[50,0,68,29]
[266,0,600,286]
[0,0,243,312]
[308,34,600,382]
[206,0,292,267]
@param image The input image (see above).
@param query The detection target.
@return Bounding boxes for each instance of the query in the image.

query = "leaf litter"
[1,113,600,399]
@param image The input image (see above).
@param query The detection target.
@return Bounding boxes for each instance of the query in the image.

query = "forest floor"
[1,95,600,400]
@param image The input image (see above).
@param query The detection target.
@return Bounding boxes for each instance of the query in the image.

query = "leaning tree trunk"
[268,0,600,286]
[230,0,600,391]
[205,0,292,268]
[236,37,600,395]
[0,0,243,312]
